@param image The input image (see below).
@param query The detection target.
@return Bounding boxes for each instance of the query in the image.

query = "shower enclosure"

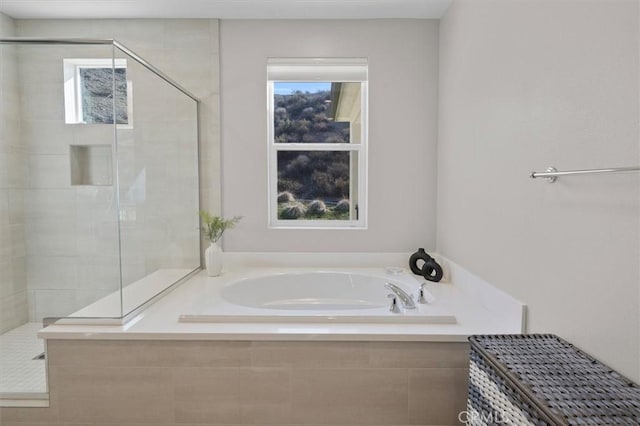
[0,38,201,400]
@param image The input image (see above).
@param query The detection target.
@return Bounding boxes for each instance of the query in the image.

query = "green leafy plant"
[198,211,242,243]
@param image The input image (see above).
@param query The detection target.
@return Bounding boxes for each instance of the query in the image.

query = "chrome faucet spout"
[384,282,416,309]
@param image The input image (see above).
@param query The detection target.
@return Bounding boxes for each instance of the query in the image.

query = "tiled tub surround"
[1,254,523,424]
[1,340,470,426]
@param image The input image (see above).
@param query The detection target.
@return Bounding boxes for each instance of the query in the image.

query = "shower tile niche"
[69,144,113,186]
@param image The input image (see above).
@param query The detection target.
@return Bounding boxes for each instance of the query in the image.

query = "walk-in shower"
[0,38,201,401]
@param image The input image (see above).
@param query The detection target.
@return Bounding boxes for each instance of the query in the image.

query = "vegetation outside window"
[63,58,132,126]
[267,58,368,229]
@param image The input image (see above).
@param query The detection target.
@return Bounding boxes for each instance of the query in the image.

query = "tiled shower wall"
[15,41,121,320]
[0,13,28,334]
[8,19,220,321]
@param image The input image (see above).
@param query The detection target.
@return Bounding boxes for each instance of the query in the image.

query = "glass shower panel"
[16,43,122,321]
[114,48,200,316]
[1,38,201,402]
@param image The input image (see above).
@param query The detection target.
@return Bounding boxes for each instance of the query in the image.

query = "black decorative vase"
[409,248,443,283]
[409,248,432,275]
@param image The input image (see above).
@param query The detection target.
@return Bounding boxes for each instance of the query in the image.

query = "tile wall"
[4,19,220,322]
[0,13,28,333]
[0,339,470,425]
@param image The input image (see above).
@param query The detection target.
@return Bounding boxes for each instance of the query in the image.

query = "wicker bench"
[467,334,640,425]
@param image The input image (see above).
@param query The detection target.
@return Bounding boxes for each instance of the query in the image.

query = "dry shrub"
[281,202,307,219]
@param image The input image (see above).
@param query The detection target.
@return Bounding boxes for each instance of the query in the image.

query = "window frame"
[63,58,133,128]
[267,58,368,229]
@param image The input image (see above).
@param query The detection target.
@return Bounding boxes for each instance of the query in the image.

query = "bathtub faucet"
[384,283,416,310]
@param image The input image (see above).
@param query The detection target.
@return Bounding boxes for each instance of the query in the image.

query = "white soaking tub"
[178,269,457,324]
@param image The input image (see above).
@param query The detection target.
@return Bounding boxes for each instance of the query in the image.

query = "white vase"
[205,241,223,277]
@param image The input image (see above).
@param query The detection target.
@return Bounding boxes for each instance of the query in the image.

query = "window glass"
[277,150,357,221]
[267,59,367,228]
[63,58,132,126]
[274,82,357,144]
[79,67,128,124]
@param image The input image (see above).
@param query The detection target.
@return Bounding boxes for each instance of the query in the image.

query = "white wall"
[220,19,439,252]
[438,0,640,380]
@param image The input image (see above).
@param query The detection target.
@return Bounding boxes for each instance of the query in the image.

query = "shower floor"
[0,322,46,395]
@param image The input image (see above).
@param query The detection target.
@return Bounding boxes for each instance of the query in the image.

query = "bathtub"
[179,268,456,324]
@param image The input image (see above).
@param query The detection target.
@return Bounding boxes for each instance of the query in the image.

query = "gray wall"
[438,0,640,380]
[220,19,439,252]
[0,12,28,333]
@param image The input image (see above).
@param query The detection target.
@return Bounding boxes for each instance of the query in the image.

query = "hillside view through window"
[274,82,356,221]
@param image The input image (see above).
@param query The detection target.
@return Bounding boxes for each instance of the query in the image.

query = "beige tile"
[251,341,370,368]
[370,342,470,369]
[5,148,29,188]
[0,223,24,259]
[28,154,70,189]
[53,366,173,423]
[408,368,468,426]
[135,340,251,367]
[0,290,28,333]
[21,119,70,155]
[53,424,174,426]
[163,20,215,50]
[0,257,27,298]
[60,424,175,426]
[27,255,78,290]
[173,367,241,424]
[24,189,76,224]
[49,340,251,369]
[24,220,76,256]
[174,367,292,424]
[162,48,214,86]
[9,224,25,257]
[0,423,59,426]
[8,189,25,225]
[0,190,8,221]
[291,368,408,425]
[32,288,82,319]
[75,256,120,291]
[238,368,292,424]
[21,82,65,122]
[105,19,165,49]
[0,404,58,423]
[17,19,93,38]
[47,340,138,367]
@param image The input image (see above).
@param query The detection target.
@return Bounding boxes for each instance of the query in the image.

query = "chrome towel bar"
[530,166,640,183]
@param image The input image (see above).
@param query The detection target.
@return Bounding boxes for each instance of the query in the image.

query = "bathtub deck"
[38,261,525,341]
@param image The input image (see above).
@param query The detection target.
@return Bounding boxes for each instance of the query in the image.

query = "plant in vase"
[199,211,242,276]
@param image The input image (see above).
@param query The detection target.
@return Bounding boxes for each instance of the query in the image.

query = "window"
[267,58,368,228]
[63,58,132,126]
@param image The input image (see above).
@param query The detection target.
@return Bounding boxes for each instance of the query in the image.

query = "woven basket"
[467,334,640,425]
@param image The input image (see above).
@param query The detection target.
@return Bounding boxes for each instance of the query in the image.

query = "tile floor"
[0,322,46,394]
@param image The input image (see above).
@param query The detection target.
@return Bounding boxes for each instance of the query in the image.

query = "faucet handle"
[387,294,401,313]
[417,283,429,304]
